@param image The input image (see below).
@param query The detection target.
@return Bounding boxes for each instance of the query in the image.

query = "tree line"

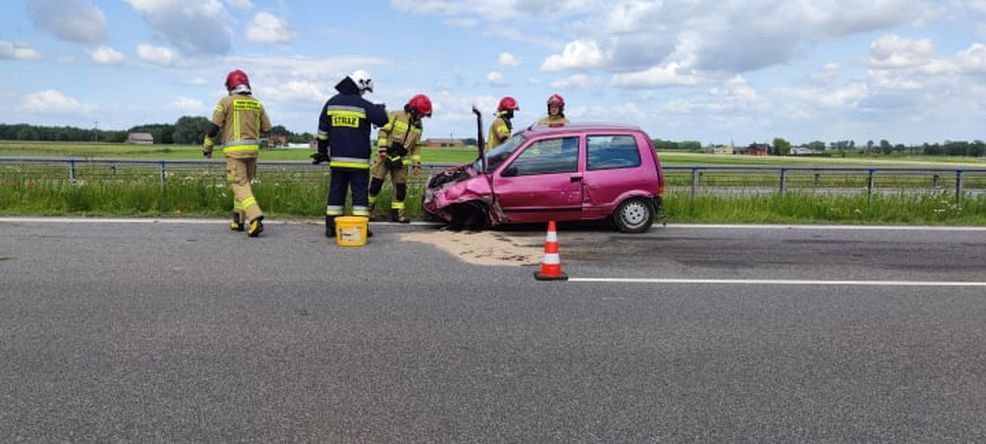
[0,118,314,145]
[655,137,986,157]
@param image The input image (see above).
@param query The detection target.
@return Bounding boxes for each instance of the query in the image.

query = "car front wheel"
[612,197,654,233]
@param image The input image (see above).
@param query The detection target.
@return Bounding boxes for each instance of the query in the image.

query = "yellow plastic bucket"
[334,216,369,247]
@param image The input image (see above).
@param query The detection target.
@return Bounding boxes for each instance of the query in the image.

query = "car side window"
[587,135,641,170]
[506,136,579,176]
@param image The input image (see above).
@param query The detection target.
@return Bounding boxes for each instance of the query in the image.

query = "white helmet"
[349,69,374,93]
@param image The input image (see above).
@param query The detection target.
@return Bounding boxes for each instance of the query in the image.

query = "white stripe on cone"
[546,231,558,242]
[542,253,560,264]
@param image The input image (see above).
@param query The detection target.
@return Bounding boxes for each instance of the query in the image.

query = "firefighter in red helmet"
[488,96,518,149]
[538,93,569,126]
[202,69,272,237]
[368,94,432,223]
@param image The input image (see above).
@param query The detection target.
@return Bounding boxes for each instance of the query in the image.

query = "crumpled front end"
[423,165,497,229]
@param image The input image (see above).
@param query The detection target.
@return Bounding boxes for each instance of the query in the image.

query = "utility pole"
[93,121,98,143]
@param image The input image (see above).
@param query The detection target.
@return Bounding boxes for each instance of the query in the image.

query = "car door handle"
[570,176,582,183]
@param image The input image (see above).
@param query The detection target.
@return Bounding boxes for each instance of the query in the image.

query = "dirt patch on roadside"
[401,229,543,266]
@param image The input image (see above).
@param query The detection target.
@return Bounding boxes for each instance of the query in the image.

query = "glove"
[385,142,409,169]
[310,152,330,165]
[202,137,214,158]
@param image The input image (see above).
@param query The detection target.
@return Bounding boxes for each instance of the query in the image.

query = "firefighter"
[311,69,389,238]
[369,94,432,223]
[202,69,272,237]
[537,93,569,126]
[488,96,518,149]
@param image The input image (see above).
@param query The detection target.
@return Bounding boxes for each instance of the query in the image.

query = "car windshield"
[474,134,526,172]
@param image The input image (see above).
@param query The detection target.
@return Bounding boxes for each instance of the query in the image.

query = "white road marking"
[655,223,986,232]
[570,277,986,287]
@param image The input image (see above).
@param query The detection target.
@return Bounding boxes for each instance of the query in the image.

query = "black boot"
[325,215,336,238]
[230,212,244,231]
[391,209,410,224]
[247,215,264,237]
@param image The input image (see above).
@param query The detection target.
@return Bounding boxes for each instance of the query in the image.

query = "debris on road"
[401,229,541,266]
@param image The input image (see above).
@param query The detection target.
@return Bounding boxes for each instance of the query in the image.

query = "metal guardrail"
[662,166,986,204]
[3,157,985,203]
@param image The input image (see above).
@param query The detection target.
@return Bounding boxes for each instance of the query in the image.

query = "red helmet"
[406,94,432,117]
[497,96,519,112]
[547,94,565,108]
[225,69,250,91]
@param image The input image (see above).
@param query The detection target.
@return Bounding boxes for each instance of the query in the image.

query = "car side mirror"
[501,165,518,177]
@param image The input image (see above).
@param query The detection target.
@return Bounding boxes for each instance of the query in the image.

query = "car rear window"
[587,135,641,170]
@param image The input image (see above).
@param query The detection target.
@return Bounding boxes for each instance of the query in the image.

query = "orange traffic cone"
[534,220,568,281]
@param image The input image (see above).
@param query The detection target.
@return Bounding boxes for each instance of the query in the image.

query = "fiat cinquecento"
[423,123,664,233]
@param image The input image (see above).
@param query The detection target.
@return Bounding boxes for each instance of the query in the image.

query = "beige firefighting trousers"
[226,156,263,222]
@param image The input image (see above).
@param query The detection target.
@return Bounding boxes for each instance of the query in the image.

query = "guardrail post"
[779,168,788,197]
[814,173,821,188]
[932,174,940,188]
[158,160,166,191]
[867,169,875,202]
[691,167,699,201]
[955,170,963,205]
[68,159,76,183]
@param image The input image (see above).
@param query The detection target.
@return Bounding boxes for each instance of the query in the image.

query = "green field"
[2,140,984,168]
[0,141,477,164]
[3,141,985,224]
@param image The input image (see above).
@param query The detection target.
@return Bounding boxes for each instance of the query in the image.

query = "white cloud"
[612,63,699,89]
[255,81,328,104]
[0,41,42,60]
[137,44,178,66]
[444,17,477,28]
[541,39,606,71]
[956,43,986,74]
[226,0,253,10]
[19,90,85,113]
[222,54,388,104]
[551,74,601,89]
[809,63,841,85]
[246,12,293,44]
[779,82,869,108]
[487,71,507,87]
[123,0,231,55]
[663,75,764,114]
[89,46,125,64]
[172,97,206,113]
[868,35,935,69]
[498,52,520,66]
[27,0,106,43]
[866,34,959,91]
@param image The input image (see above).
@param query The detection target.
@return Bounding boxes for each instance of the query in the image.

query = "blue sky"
[2,0,986,146]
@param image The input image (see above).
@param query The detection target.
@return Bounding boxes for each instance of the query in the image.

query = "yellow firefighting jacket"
[211,93,272,159]
[488,113,512,149]
[537,115,569,126]
[376,110,423,166]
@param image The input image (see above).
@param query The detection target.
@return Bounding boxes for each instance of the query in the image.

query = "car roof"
[521,122,643,136]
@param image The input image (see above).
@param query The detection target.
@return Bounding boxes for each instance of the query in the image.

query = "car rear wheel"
[612,197,654,233]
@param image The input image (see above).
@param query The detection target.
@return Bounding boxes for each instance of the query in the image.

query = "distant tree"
[172,116,212,144]
[807,140,826,151]
[680,140,702,151]
[462,138,478,146]
[270,125,291,137]
[879,139,892,155]
[16,127,39,141]
[129,123,175,144]
[866,140,874,153]
[772,137,791,155]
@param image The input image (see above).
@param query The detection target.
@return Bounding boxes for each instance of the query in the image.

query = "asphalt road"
[1,219,985,442]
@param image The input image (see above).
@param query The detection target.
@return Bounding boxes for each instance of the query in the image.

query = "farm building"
[423,138,466,147]
[126,132,154,144]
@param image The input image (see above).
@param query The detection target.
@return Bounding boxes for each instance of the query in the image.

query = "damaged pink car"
[423,120,664,233]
